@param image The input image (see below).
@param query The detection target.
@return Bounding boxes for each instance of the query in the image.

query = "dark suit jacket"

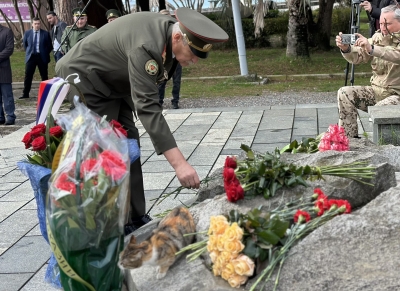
[0,26,14,83]
[56,13,178,155]
[23,29,52,63]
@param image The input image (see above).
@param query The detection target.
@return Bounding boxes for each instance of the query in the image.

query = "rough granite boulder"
[127,149,399,291]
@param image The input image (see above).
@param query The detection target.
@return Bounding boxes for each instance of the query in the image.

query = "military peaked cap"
[72,7,87,17]
[106,9,121,19]
[175,7,228,59]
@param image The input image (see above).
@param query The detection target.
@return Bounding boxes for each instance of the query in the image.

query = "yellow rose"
[208,215,229,235]
[222,222,244,242]
[219,251,237,263]
[227,274,248,288]
[221,262,235,280]
[213,261,222,276]
[223,240,245,254]
[217,235,225,252]
[209,250,219,263]
[207,235,219,252]
[231,254,255,277]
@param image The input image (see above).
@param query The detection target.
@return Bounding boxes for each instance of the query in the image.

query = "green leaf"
[269,217,289,238]
[257,230,281,245]
[258,248,268,262]
[258,162,266,175]
[258,176,265,188]
[229,209,240,223]
[303,165,312,175]
[242,237,258,259]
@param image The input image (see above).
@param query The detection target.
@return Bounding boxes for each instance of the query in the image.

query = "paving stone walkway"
[0,104,372,291]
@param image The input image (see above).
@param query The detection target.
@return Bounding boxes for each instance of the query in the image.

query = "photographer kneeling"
[336,4,400,138]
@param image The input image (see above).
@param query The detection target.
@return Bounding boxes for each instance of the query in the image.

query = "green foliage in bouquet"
[280,135,323,154]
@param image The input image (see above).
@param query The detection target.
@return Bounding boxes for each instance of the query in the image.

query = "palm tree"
[286,0,310,57]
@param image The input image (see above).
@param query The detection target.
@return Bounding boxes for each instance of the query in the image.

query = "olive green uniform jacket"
[341,31,400,101]
[60,23,97,54]
[56,12,178,155]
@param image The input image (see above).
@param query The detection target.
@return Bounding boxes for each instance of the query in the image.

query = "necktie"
[33,31,38,54]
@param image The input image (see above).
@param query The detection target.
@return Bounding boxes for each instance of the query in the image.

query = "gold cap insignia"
[110,13,114,17]
[145,60,158,76]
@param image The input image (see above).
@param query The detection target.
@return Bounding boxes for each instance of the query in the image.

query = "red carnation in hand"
[226,182,244,202]
[31,136,47,151]
[110,120,122,129]
[224,156,237,169]
[22,132,32,149]
[294,210,311,223]
[99,150,127,181]
[30,123,46,138]
[114,127,128,137]
[49,125,63,138]
[80,159,99,177]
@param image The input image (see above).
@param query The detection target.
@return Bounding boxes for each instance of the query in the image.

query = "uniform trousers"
[338,86,400,137]
[23,54,48,98]
[158,63,182,105]
[75,93,146,222]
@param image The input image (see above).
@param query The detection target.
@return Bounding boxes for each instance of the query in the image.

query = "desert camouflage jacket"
[342,31,400,101]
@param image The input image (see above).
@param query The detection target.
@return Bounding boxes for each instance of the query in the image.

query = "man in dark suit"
[47,11,67,62]
[19,18,52,99]
[56,8,228,235]
[0,25,16,125]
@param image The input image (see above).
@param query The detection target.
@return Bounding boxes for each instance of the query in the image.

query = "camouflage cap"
[175,7,228,59]
[106,9,121,19]
[72,7,87,17]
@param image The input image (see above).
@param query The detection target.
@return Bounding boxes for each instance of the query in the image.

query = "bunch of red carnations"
[318,124,349,152]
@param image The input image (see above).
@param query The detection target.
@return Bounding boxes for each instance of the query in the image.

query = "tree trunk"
[286,0,309,58]
[56,0,78,24]
[315,0,335,51]
[12,0,25,35]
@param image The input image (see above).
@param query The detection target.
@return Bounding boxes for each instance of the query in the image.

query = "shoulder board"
[89,25,96,28]
[66,25,72,28]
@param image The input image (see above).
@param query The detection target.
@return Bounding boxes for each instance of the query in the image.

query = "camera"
[341,34,358,45]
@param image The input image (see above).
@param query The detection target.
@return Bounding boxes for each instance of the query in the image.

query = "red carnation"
[22,132,32,149]
[99,150,127,181]
[294,210,311,223]
[54,173,76,195]
[226,183,244,202]
[337,200,352,214]
[80,159,99,177]
[114,127,128,137]
[224,156,237,169]
[49,126,63,138]
[110,120,122,129]
[30,123,46,138]
[223,167,236,183]
[314,201,325,216]
[31,136,47,151]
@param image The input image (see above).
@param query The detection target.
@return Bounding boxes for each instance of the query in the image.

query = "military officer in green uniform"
[60,8,96,54]
[55,8,228,234]
[106,9,121,23]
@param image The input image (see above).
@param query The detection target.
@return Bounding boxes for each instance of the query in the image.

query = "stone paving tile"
[211,118,240,129]
[142,160,175,173]
[25,224,41,236]
[201,128,233,144]
[0,236,50,273]
[21,199,37,210]
[219,111,242,118]
[0,182,21,192]
[265,109,294,116]
[19,263,59,291]
[230,123,259,137]
[0,273,34,291]
[142,172,176,191]
[0,169,28,183]
[220,149,243,156]
[294,108,317,118]
[210,155,229,174]
[224,136,254,150]
[163,112,191,121]
[0,181,33,202]
[237,111,263,123]
[258,116,294,130]
[270,105,295,109]
[173,127,211,141]
[296,103,336,108]
[0,209,39,254]
[187,144,223,166]
[0,201,27,223]
[182,113,218,126]
[253,129,292,144]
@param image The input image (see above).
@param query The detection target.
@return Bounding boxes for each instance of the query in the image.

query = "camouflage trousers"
[338,86,400,137]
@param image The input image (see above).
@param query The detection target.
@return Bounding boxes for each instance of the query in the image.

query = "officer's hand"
[175,162,200,189]
[360,1,372,12]
[354,33,372,53]
[336,32,350,51]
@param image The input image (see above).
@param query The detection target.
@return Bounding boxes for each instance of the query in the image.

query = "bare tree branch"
[11,0,25,35]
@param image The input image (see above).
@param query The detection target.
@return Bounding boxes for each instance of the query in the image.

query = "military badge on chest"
[145,60,158,76]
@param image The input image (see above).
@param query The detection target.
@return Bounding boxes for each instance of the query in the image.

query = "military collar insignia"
[145,60,158,76]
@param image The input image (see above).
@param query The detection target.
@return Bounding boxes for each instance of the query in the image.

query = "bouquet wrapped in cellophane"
[46,99,131,291]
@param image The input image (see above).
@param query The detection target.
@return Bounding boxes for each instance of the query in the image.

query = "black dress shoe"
[18,96,29,99]
[172,103,179,109]
[5,120,15,125]
[0,120,4,125]
[124,214,153,235]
